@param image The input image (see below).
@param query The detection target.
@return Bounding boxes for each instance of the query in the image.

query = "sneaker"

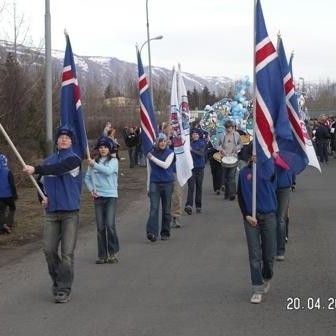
[275,255,285,261]
[95,258,107,264]
[161,235,169,241]
[107,255,118,264]
[229,195,236,201]
[171,217,181,228]
[215,190,220,195]
[196,208,201,213]
[55,291,71,304]
[250,293,262,304]
[263,280,271,294]
[184,206,192,215]
[147,233,157,242]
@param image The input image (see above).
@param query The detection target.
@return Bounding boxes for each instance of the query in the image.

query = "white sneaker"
[275,255,285,261]
[263,280,271,294]
[250,293,262,304]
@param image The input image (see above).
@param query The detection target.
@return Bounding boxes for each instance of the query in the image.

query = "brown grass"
[0,151,147,247]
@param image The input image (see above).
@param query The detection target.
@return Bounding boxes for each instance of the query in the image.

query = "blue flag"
[255,0,292,176]
[60,34,88,159]
[277,36,308,174]
[137,50,158,154]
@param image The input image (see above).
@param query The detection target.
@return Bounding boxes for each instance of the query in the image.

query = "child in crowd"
[237,153,277,304]
[0,154,17,234]
[184,128,206,215]
[85,136,120,264]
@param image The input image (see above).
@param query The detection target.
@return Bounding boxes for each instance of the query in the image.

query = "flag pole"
[0,123,47,201]
[63,29,90,160]
[252,0,257,218]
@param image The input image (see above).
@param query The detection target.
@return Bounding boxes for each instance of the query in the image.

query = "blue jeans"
[243,212,276,293]
[276,187,291,256]
[128,146,137,167]
[186,168,204,208]
[43,211,79,294]
[146,182,173,238]
[94,197,119,259]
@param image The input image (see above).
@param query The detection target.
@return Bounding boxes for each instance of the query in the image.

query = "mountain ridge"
[0,39,233,94]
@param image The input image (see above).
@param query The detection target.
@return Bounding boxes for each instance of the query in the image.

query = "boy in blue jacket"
[184,128,207,215]
[0,154,17,234]
[23,127,82,304]
[237,154,277,304]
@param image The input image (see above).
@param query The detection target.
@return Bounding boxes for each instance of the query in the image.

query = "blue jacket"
[276,166,293,189]
[190,139,206,169]
[237,164,277,217]
[0,168,17,199]
[36,148,82,213]
[149,148,174,184]
[84,157,118,198]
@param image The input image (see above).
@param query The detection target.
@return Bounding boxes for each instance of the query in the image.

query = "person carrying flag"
[23,126,82,304]
[237,152,277,304]
[146,133,175,242]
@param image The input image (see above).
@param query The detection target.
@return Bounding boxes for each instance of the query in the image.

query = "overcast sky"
[1,0,335,82]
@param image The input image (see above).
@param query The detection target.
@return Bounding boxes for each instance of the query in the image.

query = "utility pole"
[45,0,53,155]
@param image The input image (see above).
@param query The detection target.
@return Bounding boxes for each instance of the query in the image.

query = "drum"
[221,156,238,168]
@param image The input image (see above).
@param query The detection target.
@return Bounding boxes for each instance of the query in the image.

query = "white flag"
[170,68,193,186]
[300,120,321,172]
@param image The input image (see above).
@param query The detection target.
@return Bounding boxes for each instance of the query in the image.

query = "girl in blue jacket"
[85,136,120,264]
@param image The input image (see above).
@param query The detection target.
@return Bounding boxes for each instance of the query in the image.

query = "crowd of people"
[310,116,336,163]
[1,113,334,305]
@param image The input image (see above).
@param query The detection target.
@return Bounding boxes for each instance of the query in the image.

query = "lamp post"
[142,0,163,108]
[45,0,53,155]
[139,35,163,107]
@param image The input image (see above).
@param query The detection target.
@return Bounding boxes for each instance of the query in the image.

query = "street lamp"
[139,35,163,54]
[139,35,163,108]
[142,0,163,109]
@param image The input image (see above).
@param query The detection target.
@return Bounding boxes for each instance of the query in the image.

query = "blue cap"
[55,126,75,143]
[95,136,118,151]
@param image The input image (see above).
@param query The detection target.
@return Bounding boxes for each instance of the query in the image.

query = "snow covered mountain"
[0,40,232,94]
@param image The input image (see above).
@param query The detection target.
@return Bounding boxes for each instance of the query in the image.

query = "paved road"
[0,160,335,336]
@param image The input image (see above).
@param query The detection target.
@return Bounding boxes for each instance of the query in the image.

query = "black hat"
[55,126,75,143]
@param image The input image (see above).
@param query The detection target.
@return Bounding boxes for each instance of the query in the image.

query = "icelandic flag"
[61,33,88,160]
[277,36,308,174]
[255,0,292,176]
[137,49,158,154]
[170,68,193,186]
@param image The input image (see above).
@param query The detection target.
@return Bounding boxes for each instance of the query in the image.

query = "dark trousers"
[128,146,137,167]
[186,168,204,209]
[0,198,16,231]
[316,140,329,163]
[209,158,223,192]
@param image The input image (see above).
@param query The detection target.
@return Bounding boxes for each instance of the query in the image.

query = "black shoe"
[184,206,192,215]
[147,233,157,242]
[229,195,236,201]
[215,190,220,195]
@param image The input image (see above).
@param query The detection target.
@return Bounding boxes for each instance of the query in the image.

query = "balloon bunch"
[200,76,253,145]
